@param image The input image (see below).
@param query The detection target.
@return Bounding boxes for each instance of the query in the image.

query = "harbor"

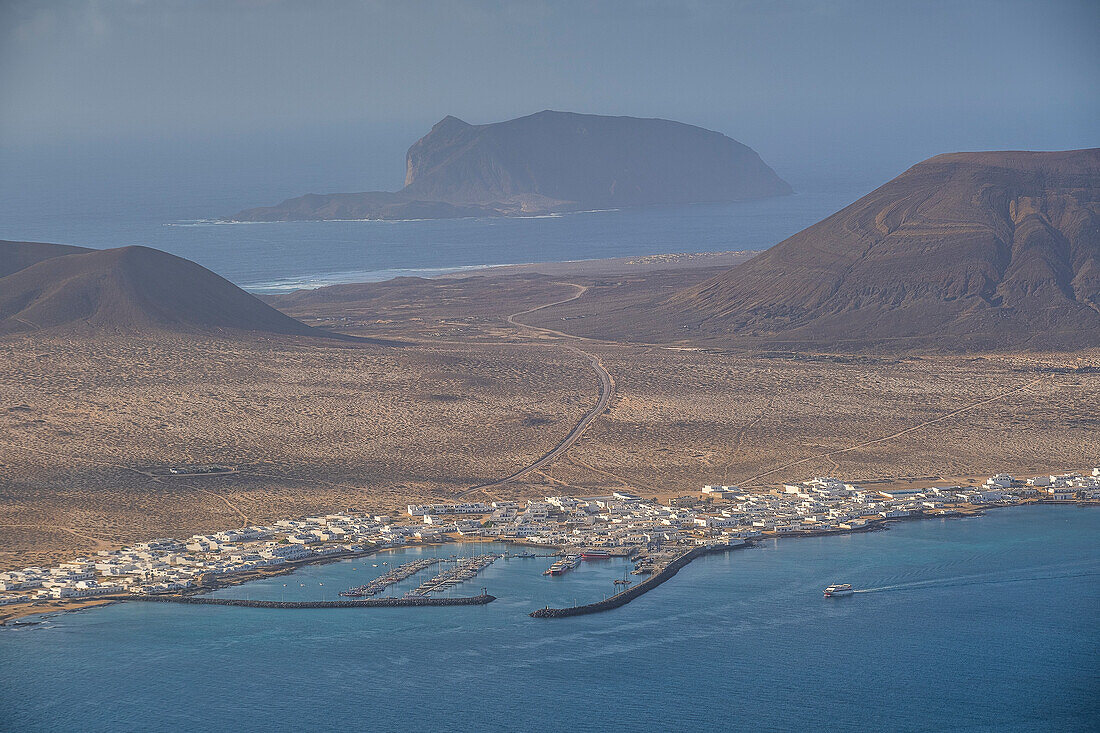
[2,470,1098,623]
[530,541,750,618]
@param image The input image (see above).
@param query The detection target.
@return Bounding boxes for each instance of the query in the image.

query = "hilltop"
[0,242,323,337]
[232,111,790,221]
[0,240,93,279]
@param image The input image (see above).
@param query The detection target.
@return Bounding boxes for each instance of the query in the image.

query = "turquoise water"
[2,506,1097,732]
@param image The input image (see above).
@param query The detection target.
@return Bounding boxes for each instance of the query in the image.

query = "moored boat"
[544,555,581,575]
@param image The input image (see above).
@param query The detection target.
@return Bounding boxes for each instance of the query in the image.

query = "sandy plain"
[2,253,1098,569]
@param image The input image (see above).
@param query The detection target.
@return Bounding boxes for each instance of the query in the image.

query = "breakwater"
[530,543,750,618]
[125,593,495,609]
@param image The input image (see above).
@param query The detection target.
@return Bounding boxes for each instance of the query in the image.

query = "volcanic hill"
[0,241,322,337]
[564,149,1100,351]
[232,111,791,221]
[0,240,93,279]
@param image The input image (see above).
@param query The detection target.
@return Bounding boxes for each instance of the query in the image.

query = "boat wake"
[853,564,1100,594]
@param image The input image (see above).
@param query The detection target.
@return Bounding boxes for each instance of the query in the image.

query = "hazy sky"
[2,0,1097,180]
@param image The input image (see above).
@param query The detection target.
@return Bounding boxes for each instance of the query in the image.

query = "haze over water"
[2,506,1096,732]
[0,140,877,292]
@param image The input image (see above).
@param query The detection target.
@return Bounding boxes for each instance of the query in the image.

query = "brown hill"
[0,243,323,337]
[233,111,790,221]
[581,149,1100,351]
[0,240,93,279]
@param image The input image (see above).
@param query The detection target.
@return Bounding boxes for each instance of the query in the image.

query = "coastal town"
[2,469,1098,621]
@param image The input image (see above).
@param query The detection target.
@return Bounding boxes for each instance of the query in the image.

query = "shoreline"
[0,540,551,625]
[245,250,758,293]
[4,500,1094,626]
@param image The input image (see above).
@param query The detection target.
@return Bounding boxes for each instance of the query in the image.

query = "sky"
[1,0,1098,189]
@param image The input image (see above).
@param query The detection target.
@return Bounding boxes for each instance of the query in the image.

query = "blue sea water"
[0,141,880,292]
[2,506,1097,732]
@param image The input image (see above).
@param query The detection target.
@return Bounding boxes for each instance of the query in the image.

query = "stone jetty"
[124,593,495,609]
[530,542,750,618]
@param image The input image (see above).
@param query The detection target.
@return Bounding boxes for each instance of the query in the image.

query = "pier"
[123,593,495,609]
[412,554,499,595]
[530,542,751,618]
[340,558,443,597]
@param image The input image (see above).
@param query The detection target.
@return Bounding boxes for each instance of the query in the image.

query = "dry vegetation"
[3,263,1098,569]
[0,331,593,568]
[523,346,1100,497]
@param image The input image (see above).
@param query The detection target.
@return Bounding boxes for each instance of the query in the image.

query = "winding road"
[460,284,613,496]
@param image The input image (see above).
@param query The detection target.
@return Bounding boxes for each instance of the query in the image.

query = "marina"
[340,558,443,597]
[411,554,499,595]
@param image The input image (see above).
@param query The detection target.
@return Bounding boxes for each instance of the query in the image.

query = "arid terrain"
[3,253,1098,570]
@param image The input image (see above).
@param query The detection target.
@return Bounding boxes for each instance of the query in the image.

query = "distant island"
[229,111,792,221]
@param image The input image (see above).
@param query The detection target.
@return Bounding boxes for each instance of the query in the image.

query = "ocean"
[4,142,1096,731]
[2,506,1097,732]
[0,139,882,292]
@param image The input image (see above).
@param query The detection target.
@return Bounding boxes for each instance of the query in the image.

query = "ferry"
[823,583,854,597]
[581,550,611,561]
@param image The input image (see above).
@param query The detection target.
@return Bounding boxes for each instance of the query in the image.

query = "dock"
[412,554,498,595]
[340,558,443,597]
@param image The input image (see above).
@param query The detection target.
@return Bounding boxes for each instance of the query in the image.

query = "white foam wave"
[241,264,512,293]
[167,208,619,227]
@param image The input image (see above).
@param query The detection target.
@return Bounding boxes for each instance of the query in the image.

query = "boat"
[823,583,854,597]
[543,555,581,576]
[581,550,611,560]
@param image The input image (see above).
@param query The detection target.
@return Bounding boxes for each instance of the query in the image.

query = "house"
[701,485,738,499]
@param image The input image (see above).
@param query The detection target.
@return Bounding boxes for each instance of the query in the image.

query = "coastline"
[428,250,757,281]
[0,539,559,625]
[242,250,758,293]
[4,499,1094,626]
